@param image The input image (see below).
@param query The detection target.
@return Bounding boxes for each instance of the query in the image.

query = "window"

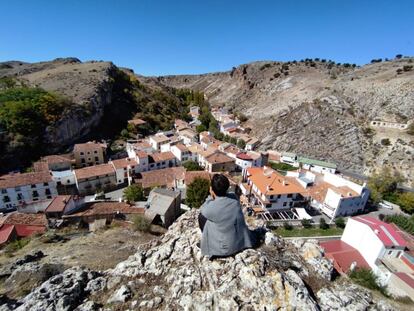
[1,189,6,194]
[270,195,274,199]
[3,196,10,203]
[45,188,51,195]
[94,150,98,154]
[283,202,287,207]
[81,159,85,164]
[289,202,293,207]
[32,190,39,197]
[88,158,92,161]
[95,157,99,161]
[87,151,91,155]
[17,193,23,201]
[15,187,21,191]
[287,194,292,198]
[80,152,84,155]
[31,184,36,188]
[277,194,281,199]
[43,182,48,186]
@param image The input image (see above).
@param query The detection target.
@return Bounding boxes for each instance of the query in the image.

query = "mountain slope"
[158,58,414,185]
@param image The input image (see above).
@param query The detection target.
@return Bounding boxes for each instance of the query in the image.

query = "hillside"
[158,58,414,186]
[0,58,189,173]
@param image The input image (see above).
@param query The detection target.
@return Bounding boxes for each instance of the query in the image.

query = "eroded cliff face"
[158,59,414,185]
[0,210,400,311]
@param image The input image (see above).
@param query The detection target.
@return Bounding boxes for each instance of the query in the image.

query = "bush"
[319,218,329,229]
[385,214,414,234]
[335,217,345,228]
[301,219,312,229]
[186,177,210,208]
[182,160,203,171]
[349,268,387,295]
[403,65,413,72]
[380,138,391,146]
[123,184,145,202]
[237,139,246,149]
[270,162,297,172]
[5,238,30,255]
[283,222,293,230]
[133,215,151,232]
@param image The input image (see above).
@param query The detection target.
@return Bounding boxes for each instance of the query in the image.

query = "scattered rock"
[106,285,131,304]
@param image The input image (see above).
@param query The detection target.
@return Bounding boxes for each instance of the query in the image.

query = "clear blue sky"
[1,0,413,76]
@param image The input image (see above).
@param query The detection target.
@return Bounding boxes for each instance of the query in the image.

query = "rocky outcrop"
[0,210,397,310]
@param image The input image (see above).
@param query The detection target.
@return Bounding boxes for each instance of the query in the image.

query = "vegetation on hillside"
[349,268,387,296]
[368,168,413,214]
[123,184,145,202]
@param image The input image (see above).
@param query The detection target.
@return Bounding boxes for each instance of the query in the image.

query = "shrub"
[319,218,329,229]
[5,238,30,255]
[349,268,387,295]
[237,139,246,149]
[186,177,210,208]
[123,184,145,202]
[403,65,413,72]
[283,222,293,230]
[335,217,345,228]
[395,54,403,59]
[301,219,312,229]
[133,215,151,232]
[270,162,297,172]
[380,138,391,146]
[182,160,203,171]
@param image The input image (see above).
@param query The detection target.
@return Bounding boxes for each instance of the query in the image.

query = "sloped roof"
[137,167,186,189]
[0,171,53,189]
[147,188,180,216]
[0,212,48,227]
[45,195,72,213]
[111,158,138,169]
[74,163,115,180]
[0,224,15,245]
[297,156,337,169]
[64,202,145,218]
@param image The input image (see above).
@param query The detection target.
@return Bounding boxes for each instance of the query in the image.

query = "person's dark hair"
[211,174,230,197]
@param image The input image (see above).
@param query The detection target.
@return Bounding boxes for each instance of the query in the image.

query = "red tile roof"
[14,224,46,237]
[395,272,414,289]
[74,163,115,180]
[205,152,235,164]
[0,224,15,245]
[74,141,106,152]
[352,216,408,248]
[45,195,72,213]
[320,240,370,274]
[184,171,211,185]
[236,152,253,161]
[150,151,176,162]
[0,171,53,189]
[0,212,48,227]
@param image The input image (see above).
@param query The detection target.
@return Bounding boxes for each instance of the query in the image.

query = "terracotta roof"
[199,147,218,158]
[136,167,185,188]
[0,224,15,245]
[174,143,189,152]
[320,240,370,273]
[135,150,148,158]
[74,163,115,180]
[130,141,152,150]
[14,224,46,237]
[150,151,176,162]
[246,167,304,195]
[45,195,72,213]
[150,134,170,143]
[187,143,204,154]
[111,158,138,170]
[64,202,145,218]
[236,152,253,161]
[74,141,106,152]
[42,155,73,164]
[33,161,50,172]
[175,119,190,129]
[128,118,146,125]
[184,171,211,185]
[220,144,240,156]
[178,128,197,138]
[352,216,408,248]
[0,212,47,227]
[0,171,53,189]
[205,151,234,164]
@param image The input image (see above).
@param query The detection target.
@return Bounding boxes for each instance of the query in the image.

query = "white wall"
[52,170,76,186]
[342,218,386,268]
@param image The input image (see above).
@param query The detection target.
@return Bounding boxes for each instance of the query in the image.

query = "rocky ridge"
[157,59,414,185]
[0,210,399,311]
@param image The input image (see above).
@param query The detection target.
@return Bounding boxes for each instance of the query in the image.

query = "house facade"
[0,171,58,211]
[73,141,107,168]
[74,164,117,195]
[110,158,138,185]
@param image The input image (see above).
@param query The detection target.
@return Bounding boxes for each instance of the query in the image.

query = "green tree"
[196,124,207,133]
[182,160,203,171]
[237,139,246,149]
[120,129,130,139]
[301,219,312,229]
[123,184,145,202]
[229,137,238,145]
[186,177,210,208]
[368,168,404,204]
[335,217,346,228]
[319,218,329,230]
[283,222,293,230]
[397,192,414,214]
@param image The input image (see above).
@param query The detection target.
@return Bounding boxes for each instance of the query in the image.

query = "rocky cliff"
[0,210,401,310]
[158,58,414,185]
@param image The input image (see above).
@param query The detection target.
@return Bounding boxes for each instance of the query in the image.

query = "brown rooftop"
[45,195,72,213]
[174,143,189,152]
[74,163,115,180]
[150,151,176,162]
[128,118,146,126]
[205,151,235,164]
[111,158,138,169]
[130,141,152,150]
[0,212,47,227]
[0,171,53,189]
[64,202,145,218]
[184,171,211,185]
[74,141,106,152]
[136,167,185,188]
[150,134,170,143]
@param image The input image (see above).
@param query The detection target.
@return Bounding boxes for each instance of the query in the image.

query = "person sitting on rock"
[199,174,254,259]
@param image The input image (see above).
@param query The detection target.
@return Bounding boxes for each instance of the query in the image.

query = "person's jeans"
[198,213,207,232]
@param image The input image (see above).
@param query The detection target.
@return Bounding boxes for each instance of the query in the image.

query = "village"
[0,104,413,301]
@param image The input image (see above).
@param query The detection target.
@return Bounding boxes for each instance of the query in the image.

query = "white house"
[110,158,138,185]
[126,140,153,159]
[177,128,198,145]
[149,134,170,151]
[235,151,263,171]
[242,167,306,211]
[280,152,299,167]
[219,117,238,134]
[0,171,58,211]
[298,156,337,174]
[317,172,370,220]
[171,143,195,163]
[51,170,76,186]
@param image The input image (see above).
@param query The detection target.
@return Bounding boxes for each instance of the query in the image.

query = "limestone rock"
[106,285,131,304]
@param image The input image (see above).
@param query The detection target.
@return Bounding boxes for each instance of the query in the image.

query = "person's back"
[199,174,253,258]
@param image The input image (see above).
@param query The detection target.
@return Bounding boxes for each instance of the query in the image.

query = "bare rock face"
[0,210,396,310]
